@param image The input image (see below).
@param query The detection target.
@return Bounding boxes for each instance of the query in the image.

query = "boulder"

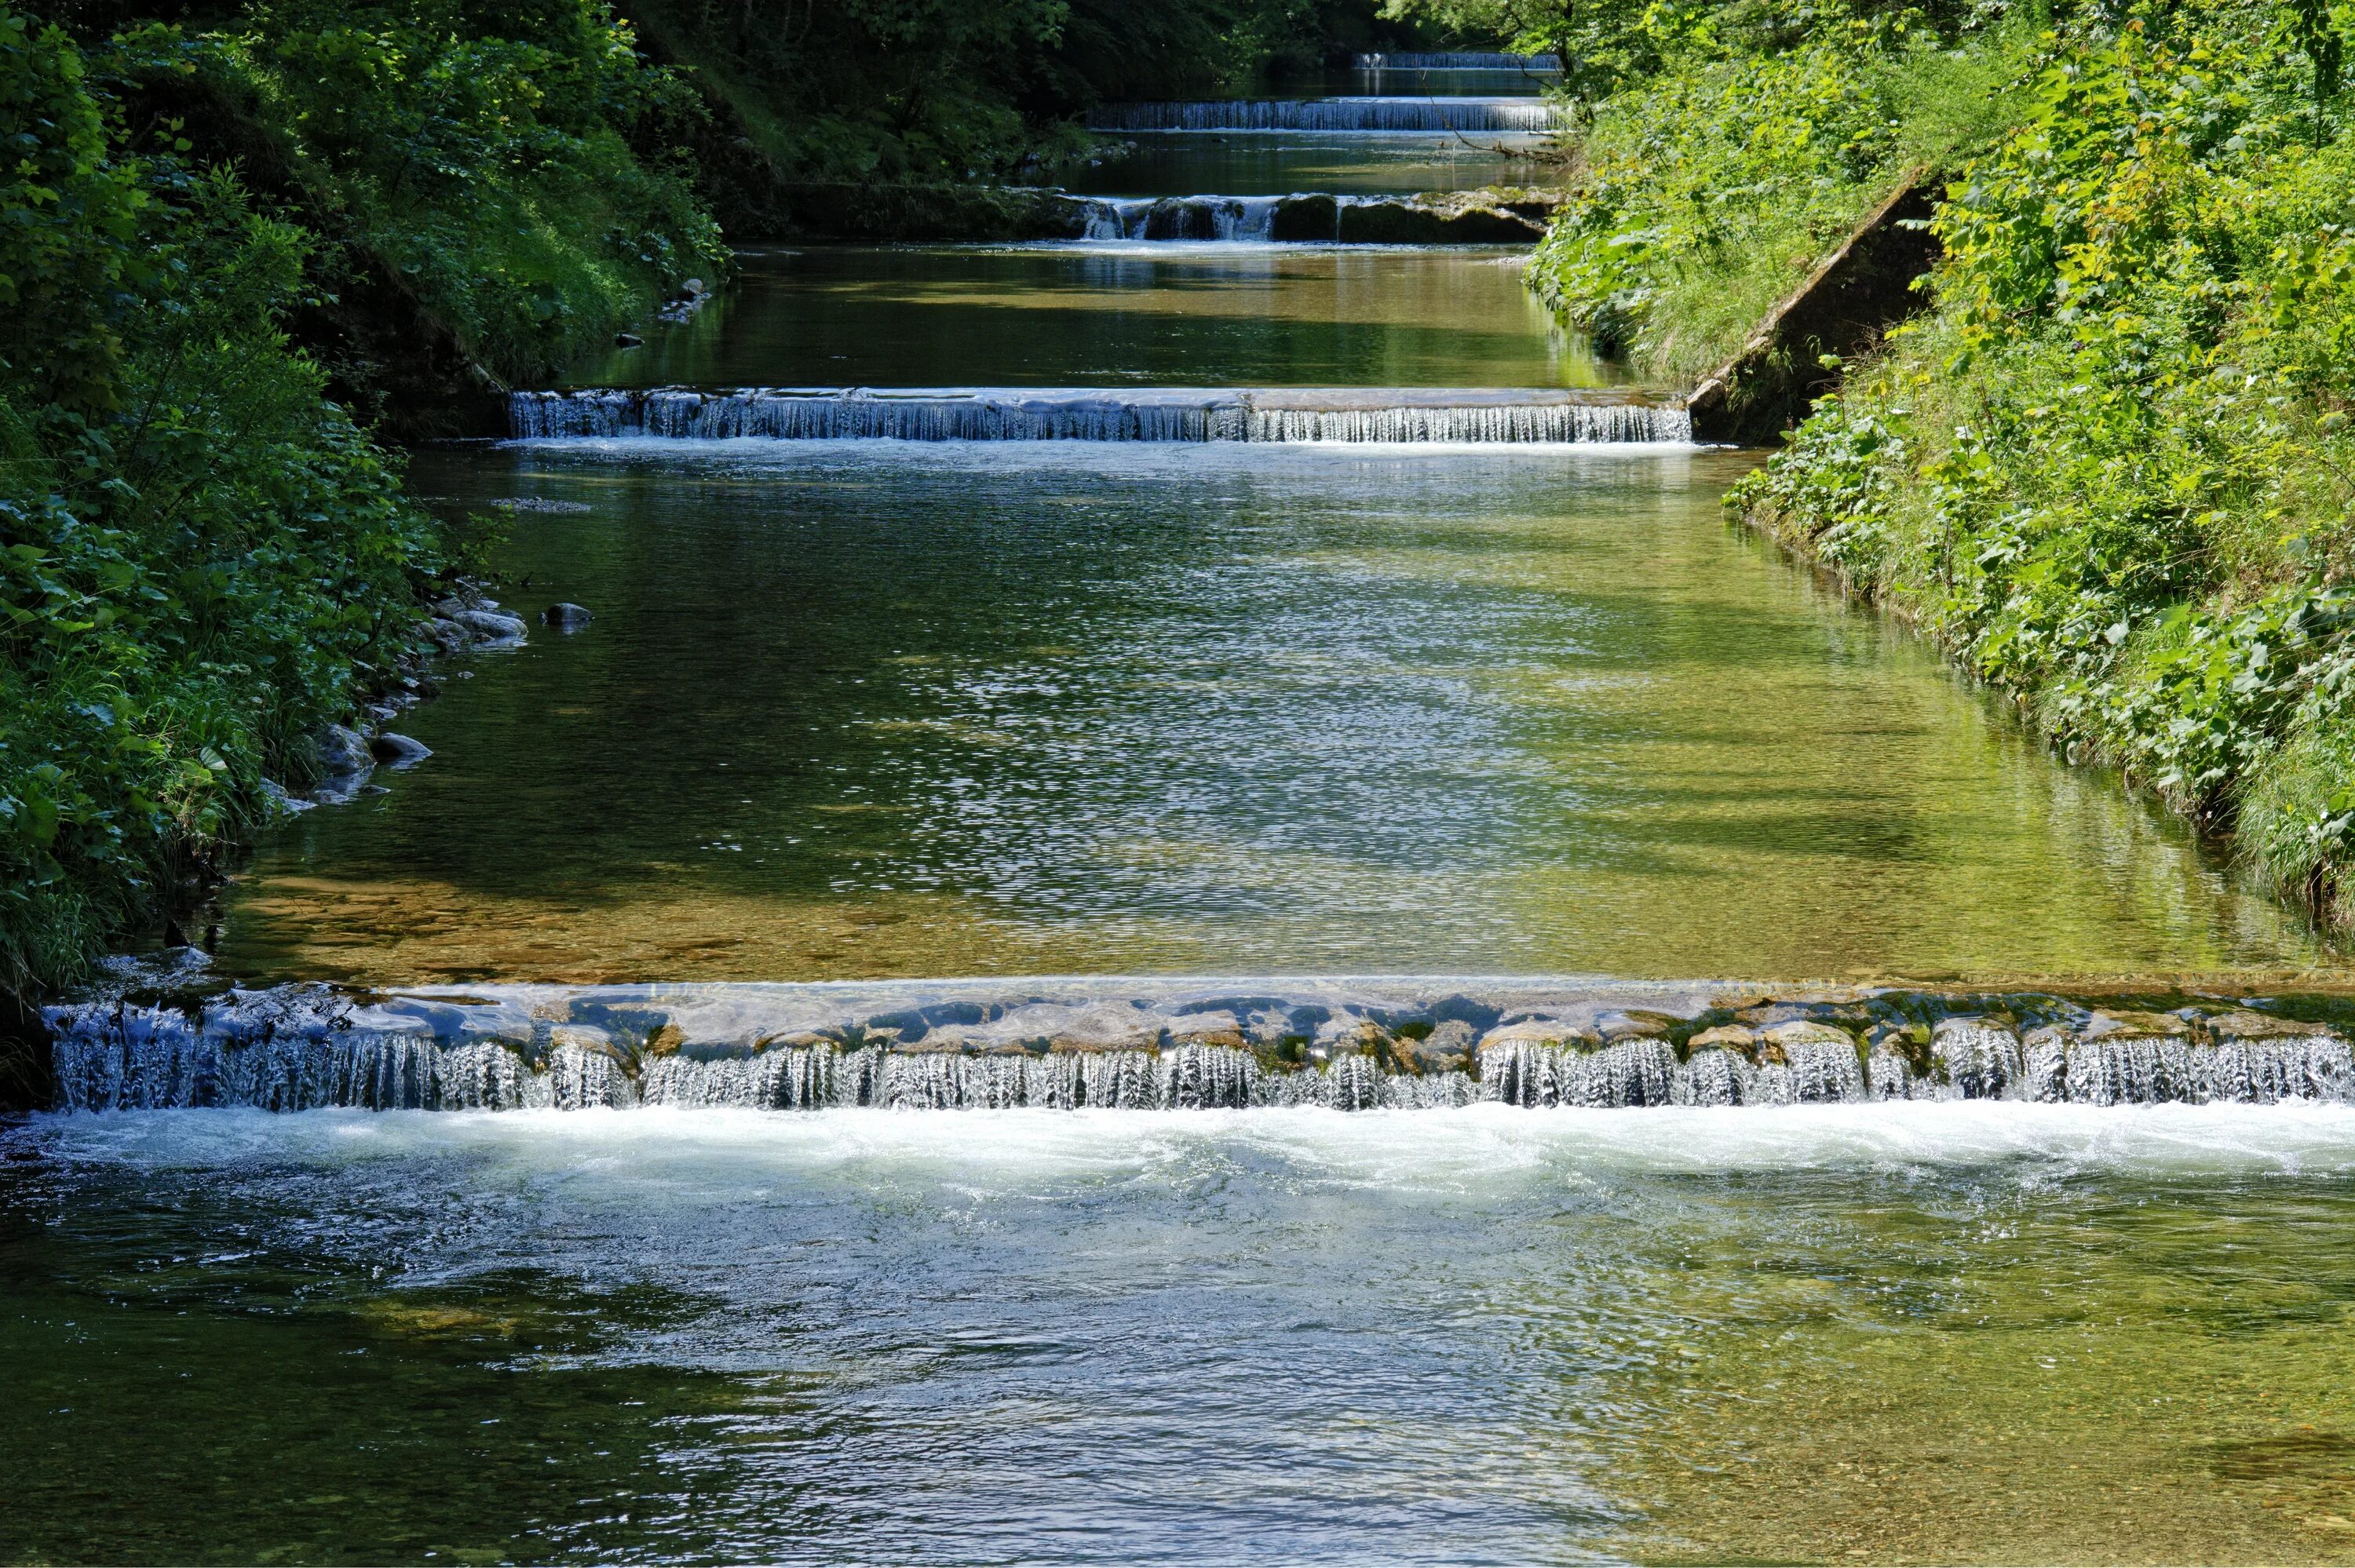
[370,732,432,768]
[542,602,593,631]
[310,723,374,800]
[1269,194,1339,242]
[452,608,528,645]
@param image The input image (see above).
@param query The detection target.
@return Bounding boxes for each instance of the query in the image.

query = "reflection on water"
[215,443,2329,986]
[564,246,1600,391]
[8,1106,2355,1564]
[1060,131,1559,197]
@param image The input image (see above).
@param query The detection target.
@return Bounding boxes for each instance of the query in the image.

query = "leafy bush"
[1,7,451,995]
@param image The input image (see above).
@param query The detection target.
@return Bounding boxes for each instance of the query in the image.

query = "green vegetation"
[631,0,1400,191]
[104,0,728,398]
[1,5,461,993]
[1515,2,2025,379]
[1,0,739,999]
[1524,0,2355,927]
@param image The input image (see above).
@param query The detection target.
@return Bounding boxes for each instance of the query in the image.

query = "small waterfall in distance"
[1355,51,1561,71]
[506,387,1695,445]
[40,981,2355,1115]
[1079,196,1282,242]
[1087,98,1554,133]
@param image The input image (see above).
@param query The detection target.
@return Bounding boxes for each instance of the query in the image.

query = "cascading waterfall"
[1087,98,1554,133]
[1355,51,1561,70]
[42,986,2355,1115]
[506,388,1695,446]
[1079,196,1283,242]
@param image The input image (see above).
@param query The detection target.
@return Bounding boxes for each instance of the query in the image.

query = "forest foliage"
[1,4,457,994]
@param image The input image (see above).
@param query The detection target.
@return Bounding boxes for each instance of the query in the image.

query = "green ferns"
[1736,11,2355,924]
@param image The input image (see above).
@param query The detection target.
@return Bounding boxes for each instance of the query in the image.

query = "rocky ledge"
[40,977,2355,1114]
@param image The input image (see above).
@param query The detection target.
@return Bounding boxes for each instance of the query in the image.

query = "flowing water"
[16,77,2355,1568]
[1060,133,1554,198]
[9,1107,2355,1564]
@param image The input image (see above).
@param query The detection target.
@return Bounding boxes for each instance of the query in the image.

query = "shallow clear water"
[563,246,1598,391]
[9,1107,2355,1564]
[213,440,2326,985]
[1060,132,1557,197]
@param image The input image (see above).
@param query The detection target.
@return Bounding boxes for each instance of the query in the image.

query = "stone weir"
[1355,51,1561,71]
[1075,191,1552,244]
[506,387,1692,445]
[41,977,2355,1114]
[1088,97,1555,133]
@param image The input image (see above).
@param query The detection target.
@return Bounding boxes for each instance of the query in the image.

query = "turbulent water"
[506,386,1689,444]
[11,1103,2355,1563]
[1079,194,1283,242]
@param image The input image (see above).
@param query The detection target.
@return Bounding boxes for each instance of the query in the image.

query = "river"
[11,79,2355,1568]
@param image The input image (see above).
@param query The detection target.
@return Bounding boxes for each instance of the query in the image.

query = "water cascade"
[42,983,2355,1114]
[507,387,1692,445]
[1079,195,1282,241]
[1087,98,1555,133]
[1354,51,1561,71]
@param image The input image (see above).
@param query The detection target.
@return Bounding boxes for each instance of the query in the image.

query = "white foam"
[31,1102,2355,1187]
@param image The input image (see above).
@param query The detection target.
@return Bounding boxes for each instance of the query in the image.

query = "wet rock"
[1401,1018,1479,1075]
[1759,1019,1855,1060]
[1479,1016,1605,1052]
[1269,193,1339,242]
[315,722,373,777]
[2080,1009,2192,1041]
[424,616,471,654]
[542,602,593,631]
[1141,197,1217,240]
[452,608,528,645]
[615,331,643,348]
[2065,1012,2196,1105]
[371,732,432,768]
[1685,1023,1759,1061]
[1867,1023,1929,1099]
[1167,1012,1250,1051]
[257,778,316,818]
[1933,1017,2022,1099]
[2021,1024,2069,1101]
[310,723,374,802]
[1334,195,1545,244]
[1758,1020,1865,1101]
[2201,1009,2336,1043]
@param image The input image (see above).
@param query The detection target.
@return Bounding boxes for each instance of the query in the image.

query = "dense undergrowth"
[1,5,469,995]
[1542,0,2355,928]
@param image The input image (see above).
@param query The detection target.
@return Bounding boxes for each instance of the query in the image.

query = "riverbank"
[1528,0,2355,935]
